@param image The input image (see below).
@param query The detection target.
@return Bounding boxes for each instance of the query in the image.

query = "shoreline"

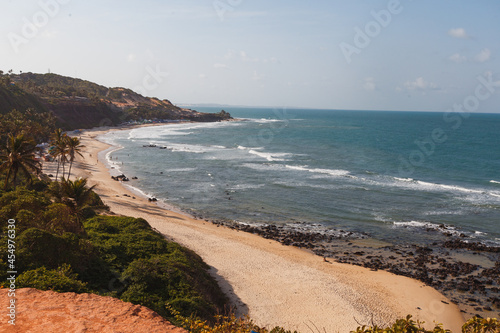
[63,124,466,332]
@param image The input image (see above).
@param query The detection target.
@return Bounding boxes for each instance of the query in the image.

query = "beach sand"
[62,125,465,333]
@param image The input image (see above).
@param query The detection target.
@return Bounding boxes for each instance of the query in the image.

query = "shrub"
[462,317,500,333]
[17,264,89,293]
[351,315,450,333]
[84,215,228,322]
[84,216,171,269]
[121,254,217,319]
[167,305,299,333]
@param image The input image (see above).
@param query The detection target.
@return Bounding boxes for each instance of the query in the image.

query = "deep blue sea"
[98,108,500,246]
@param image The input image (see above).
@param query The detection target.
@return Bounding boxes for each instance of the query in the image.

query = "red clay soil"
[0,288,186,333]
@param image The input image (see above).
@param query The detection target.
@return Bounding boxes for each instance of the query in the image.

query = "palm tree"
[0,134,41,189]
[49,177,96,229]
[60,177,96,210]
[66,137,84,179]
[49,129,68,180]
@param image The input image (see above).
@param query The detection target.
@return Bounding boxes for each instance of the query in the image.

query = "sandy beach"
[60,125,465,332]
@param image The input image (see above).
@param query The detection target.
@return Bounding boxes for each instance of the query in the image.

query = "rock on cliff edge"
[0,288,186,333]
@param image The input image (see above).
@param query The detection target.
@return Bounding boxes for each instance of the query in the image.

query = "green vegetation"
[169,311,499,333]
[0,107,228,323]
[0,71,232,129]
[0,183,228,322]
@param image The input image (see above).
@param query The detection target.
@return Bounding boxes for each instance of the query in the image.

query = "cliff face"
[0,72,231,130]
[0,288,186,333]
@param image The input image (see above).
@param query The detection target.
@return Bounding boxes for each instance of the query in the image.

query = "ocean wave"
[392,221,464,237]
[166,168,198,172]
[104,146,125,175]
[236,146,292,161]
[167,143,225,154]
[285,165,350,177]
[491,180,500,185]
[388,176,492,196]
[248,149,292,162]
[251,118,287,124]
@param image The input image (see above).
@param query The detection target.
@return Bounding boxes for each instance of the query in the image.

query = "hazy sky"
[2,0,500,112]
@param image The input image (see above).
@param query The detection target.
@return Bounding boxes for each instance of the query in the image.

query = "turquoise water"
[99,108,500,246]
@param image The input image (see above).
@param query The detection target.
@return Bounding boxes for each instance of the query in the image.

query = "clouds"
[449,53,467,64]
[401,77,439,92]
[475,48,491,63]
[448,48,492,64]
[448,28,471,39]
[213,63,229,69]
[363,77,376,91]
[447,27,492,64]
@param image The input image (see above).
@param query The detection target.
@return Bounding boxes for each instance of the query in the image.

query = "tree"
[66,137,84,179]
[0,134,41,189]
[49,177,96,225]
[49,129,68,180]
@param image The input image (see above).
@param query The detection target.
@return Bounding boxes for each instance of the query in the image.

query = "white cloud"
[475,48,491,62]
[403,77,439,91]
[223,50,277,64]
[449,53,467,63]
[363,77,376,91]
[448,28,470,39]
[127,54,136,62]
[240,51,259,63]
[483,71,500,91]
[213,63,229,69]
[199,73,206,79]
[252,70,264,81]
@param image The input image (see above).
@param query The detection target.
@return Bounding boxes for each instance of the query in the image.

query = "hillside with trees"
[0,71,231,130]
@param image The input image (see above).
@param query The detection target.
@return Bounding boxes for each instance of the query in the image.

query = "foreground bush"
[462,317,500,333]
[167,305,298,333]
[84,215,228,321]
[352,315,499,333]
[17,264,89,293]
[168,311,500,333]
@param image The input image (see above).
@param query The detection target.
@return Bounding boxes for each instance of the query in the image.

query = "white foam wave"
[390,177,488,195]
[166,168,198,172]
[491,180,500,185]
[248,149,291,162]
[285,165,350,177]
[104,146,125,175]
[167,143,225,154]
[392,221,463,236]
[252,118,286,123]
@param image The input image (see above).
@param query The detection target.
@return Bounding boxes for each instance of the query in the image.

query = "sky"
[1,0,500,112]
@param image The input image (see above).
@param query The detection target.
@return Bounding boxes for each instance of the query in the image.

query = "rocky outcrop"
[0,288,186,333]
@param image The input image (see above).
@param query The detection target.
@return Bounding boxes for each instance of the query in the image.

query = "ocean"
[98,108,500,247]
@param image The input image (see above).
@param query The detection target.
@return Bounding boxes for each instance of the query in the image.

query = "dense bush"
[84,215,228,321]
[17,264,89,293]
[462,317,500,333]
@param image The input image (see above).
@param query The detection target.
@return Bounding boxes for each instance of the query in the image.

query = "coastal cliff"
[0,71,231,130]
